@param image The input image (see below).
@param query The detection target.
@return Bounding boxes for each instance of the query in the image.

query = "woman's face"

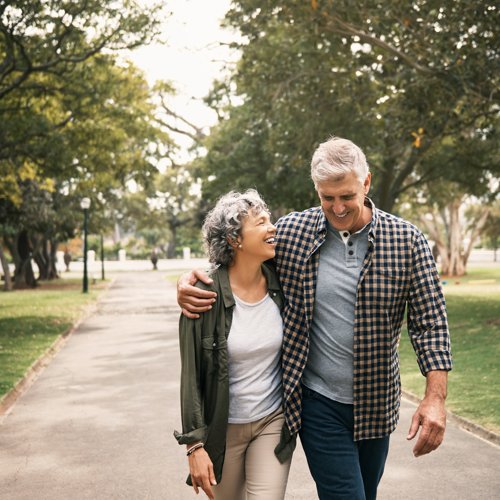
[237,209,277,262]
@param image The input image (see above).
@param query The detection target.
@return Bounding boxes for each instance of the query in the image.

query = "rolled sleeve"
[408,233,453,375]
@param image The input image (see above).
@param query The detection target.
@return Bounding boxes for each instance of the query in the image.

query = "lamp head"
[80,197,91,210]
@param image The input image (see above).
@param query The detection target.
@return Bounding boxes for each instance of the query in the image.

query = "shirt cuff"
[417,350,453,375]
[174,426,208,445]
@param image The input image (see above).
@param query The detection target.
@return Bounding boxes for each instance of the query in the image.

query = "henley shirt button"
[348,241,353,246]
[348,250,354,255]
[343,232,349,237]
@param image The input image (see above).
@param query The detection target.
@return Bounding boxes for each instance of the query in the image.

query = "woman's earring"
[237,244,242,249]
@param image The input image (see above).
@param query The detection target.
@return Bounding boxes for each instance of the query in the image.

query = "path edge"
[0,278,115,419]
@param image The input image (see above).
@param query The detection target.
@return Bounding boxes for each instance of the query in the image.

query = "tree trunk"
[48,238,59,279]
[0,243,13,291]
[419,212,449,274]
[462,208,490,268]
[34,249,49,280]
[14,230,37,289]
[167,225,177,259]
[33,237,60,281]
[447,198,465,277]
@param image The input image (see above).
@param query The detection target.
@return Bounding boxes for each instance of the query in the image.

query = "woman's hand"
[188,447,217,498]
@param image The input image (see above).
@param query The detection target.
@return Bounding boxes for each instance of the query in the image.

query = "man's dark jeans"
[299,386,390,499]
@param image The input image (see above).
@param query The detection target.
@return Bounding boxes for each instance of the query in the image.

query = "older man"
[178,137,452,499]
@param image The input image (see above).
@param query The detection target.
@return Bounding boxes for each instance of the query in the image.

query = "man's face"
[316,171,372,233]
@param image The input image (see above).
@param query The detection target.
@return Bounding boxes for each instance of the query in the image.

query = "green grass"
[165,273,182,284]
[0,278,106,398]
[399,266,500,433]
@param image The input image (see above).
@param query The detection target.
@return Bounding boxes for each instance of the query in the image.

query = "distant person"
[63,249,72,272]
[174,190,293,500]
[177,137,452,499]
[150,248,159,270]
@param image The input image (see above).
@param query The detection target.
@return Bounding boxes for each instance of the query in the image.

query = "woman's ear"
[227,236,241,249]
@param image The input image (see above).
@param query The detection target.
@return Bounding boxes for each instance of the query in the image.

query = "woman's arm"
[175,303,217,497]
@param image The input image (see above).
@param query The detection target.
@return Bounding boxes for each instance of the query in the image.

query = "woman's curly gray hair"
[203,189,270,267]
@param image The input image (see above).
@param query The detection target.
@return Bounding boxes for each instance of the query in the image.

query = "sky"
[127,0,236,151]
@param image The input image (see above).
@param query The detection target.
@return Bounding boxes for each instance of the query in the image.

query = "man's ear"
[364,172,372,195]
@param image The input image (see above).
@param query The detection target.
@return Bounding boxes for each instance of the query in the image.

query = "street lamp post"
[80,197,91,293]
[100,233,105,281]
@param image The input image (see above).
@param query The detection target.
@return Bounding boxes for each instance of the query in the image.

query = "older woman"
[174,190,294,500]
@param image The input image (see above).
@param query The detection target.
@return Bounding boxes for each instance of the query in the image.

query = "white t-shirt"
[227,293,283,423]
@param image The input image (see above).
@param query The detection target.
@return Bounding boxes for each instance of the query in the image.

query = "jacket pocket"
[201,336,228,382]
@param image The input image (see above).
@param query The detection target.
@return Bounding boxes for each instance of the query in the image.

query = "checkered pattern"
[275,199,452,441]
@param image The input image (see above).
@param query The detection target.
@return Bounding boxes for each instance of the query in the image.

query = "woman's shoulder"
[194,266,224,293]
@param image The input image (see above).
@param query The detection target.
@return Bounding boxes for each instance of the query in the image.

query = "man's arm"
[406,232,452,457]
[407,370,448,457]
[177,269,217,319]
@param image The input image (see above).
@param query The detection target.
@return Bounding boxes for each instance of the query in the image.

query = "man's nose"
[333,201,345,213]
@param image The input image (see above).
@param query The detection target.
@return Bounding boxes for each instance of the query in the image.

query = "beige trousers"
[213,408,292,500]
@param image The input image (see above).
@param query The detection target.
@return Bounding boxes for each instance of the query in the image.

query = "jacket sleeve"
[407,231,453,375]
[174,313,208,445]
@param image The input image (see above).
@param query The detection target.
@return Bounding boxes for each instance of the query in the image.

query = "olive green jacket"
[174,263,296,485]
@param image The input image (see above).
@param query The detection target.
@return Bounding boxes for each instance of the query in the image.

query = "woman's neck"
[228,258,267,303]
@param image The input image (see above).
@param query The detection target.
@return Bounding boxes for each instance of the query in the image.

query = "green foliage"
[399,266,500,433]
[0,0,173,286]
[480,201,500,252]
[200,1,499,213]
[0,0,167,204]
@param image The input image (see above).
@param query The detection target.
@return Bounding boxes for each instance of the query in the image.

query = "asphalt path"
[0,271,498,499]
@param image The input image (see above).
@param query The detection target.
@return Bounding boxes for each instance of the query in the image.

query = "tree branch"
[322,13,435,75]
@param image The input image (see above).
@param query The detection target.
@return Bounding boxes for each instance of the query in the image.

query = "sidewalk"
[1,271,498,499]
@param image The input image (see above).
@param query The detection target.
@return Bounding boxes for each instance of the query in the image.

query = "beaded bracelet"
[186,443,204,456]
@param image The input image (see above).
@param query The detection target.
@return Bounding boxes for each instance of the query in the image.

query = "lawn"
[399,265,500,433]
[0,278,106,398]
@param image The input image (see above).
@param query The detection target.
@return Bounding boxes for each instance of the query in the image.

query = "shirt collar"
[315,197,378,239]
[365,197,379,244]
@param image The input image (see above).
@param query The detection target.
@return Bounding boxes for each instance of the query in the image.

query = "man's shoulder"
[276,206,322,230]
[375,208,422,236]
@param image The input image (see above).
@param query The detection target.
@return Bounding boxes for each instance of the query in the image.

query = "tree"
[480,201,500,262]
[0,0,164,100]
[398,129,498,277]
[0,54,171,288]
[416,193,490,277]
[154,163,200,258]
[199,1,498,214]
[0,0,166,203]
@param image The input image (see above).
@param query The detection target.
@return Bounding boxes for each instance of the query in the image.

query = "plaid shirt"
[275,198,452,441]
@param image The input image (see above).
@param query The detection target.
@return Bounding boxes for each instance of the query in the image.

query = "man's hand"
[407,370,448,457]
[188,447,217,499]
[177,270,217,319]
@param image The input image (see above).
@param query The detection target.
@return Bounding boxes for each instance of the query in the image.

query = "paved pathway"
[0,272,498,499]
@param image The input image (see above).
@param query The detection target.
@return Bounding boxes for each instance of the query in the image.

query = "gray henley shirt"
[302,221,370,404]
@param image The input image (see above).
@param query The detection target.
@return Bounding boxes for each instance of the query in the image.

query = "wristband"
[186,443,204,456]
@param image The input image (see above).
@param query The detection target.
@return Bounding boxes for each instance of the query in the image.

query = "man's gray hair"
[203,189,270,267]
[311,136,369,187]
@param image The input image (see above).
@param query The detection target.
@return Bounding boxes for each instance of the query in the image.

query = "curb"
[0,279,115,420]
[402,390,500,448]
